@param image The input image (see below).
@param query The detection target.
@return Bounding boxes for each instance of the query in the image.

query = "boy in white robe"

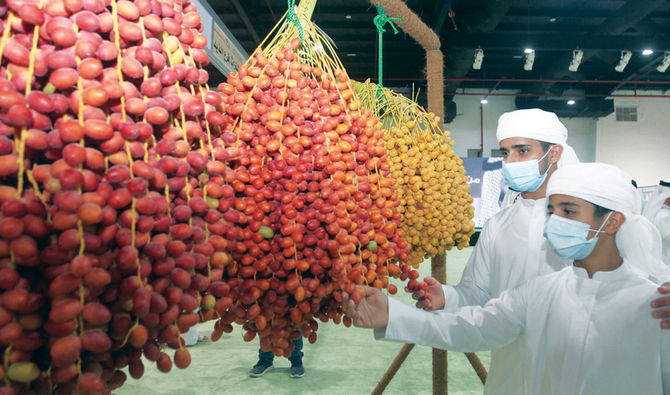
[644,179,670,265]
[411,109,670,395]
[347,163,670,395]
[411,109,579,394]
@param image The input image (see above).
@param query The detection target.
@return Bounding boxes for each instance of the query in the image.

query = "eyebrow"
[547,202,581,210]
[499,144,533,151]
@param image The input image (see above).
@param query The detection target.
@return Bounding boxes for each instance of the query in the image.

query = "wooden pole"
[368,0,444,121]
[371,344,415,395]
[368,1,448,393]
[430,254,447,394]
[304,0,486,394]
[465,352,488,385]
[367,2,489,393]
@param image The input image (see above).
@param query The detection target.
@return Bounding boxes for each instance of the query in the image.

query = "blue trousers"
[258,336,303,362]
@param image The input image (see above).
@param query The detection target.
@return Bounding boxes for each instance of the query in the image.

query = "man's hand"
[651,283,670,329]
[405,276,446,311]
[342,286,389,329]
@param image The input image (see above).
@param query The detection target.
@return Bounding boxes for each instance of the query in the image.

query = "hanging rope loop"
[373,4,402,35]
[287,0,305,43]
[373,4,403,88]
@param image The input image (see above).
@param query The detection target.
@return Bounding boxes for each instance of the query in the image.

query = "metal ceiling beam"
[434,0,449,35]
[441,0,515,121]
[443,33,670,51]
[632,18,662,35]
[521,0,668,95]
[504,7,670,19]
[451,0,514,33]
[596,0,668,35]
[610,54,666,92]
[387,77,670,85]
[213,7,670,23]
[451,92,668,99]
[502,7,610,18]
[229,0,262,45]
[264,0,278,23]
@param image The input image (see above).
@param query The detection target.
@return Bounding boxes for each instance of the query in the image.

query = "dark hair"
[593,203,612,218]
[538,140,553,153]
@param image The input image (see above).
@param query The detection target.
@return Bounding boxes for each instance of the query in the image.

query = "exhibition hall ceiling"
[208,0,670,119]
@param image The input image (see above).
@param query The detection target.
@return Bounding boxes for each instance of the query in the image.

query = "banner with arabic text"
[461,157,508,229]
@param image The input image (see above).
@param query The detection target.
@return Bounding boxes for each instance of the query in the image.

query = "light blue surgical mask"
[543,212,612,261]
[502,147,553,192]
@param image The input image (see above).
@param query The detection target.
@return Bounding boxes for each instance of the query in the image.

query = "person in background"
[248,337,305,378]
[181,325,209,346]
[348,163,670,395]
[644,179,670,265]
[631,179,647,212]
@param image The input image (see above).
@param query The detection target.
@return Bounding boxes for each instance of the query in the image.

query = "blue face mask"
[543,212,612,261]
[502,147,553,192]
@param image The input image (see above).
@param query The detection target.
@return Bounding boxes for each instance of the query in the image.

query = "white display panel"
[188,0,249,75]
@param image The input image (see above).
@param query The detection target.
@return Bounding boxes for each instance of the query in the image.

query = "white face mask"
[502,146,554,192]
[544,212,613,261]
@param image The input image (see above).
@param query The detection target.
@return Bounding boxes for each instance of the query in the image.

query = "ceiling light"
[347,53,357,57]
[524,51,535,71]
[345,15,352,19]
[567,100,576,105]
[642,49,654,55]
[549,18,556,22]
[615,50,632,72]
[657,51,670,72]
[473,48,484,70]
[568,49,583,72]
[524,48,534,54]
[480,99,488,104]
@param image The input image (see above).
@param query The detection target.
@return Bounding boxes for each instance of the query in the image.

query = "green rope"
[373,4,402,89]
[287,0,304,44]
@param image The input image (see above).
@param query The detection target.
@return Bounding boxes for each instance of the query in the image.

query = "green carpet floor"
[116,248,488,395]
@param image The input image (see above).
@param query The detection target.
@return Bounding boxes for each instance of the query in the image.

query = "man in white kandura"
[409,108,670,394]
[410,108,580,394]
[347,163,670,395]
[644,179,670,265]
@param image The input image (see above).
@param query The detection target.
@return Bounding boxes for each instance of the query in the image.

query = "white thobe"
[441,196,570,394]
[379,261,670,395]
[181,326,200,346]
[655,208,670,266]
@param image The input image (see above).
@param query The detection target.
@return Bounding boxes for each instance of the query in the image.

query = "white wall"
[596,91,670,187]
[445,90,514,159]
[442,89,670,187]
[445,90,598,162]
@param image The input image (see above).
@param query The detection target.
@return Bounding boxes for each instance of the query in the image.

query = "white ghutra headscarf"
[497,109,581,209]
[643,179,670,223]
[496,108,581,168]
[547,163,669,278]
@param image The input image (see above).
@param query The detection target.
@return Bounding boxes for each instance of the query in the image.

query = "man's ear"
[603,212,625,235]
[549,144,564,165]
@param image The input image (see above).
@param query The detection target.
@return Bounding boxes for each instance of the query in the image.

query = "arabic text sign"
[212,23,246,73]
[461,158,506,228]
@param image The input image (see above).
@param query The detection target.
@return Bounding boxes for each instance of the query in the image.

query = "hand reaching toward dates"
[405,276,446,311]
[343,286,389,329]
